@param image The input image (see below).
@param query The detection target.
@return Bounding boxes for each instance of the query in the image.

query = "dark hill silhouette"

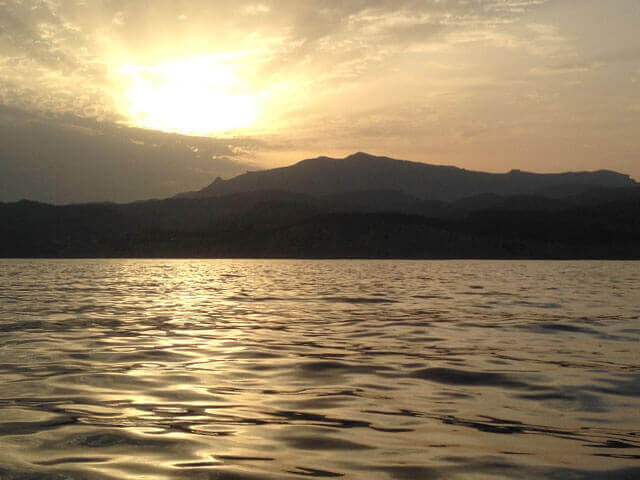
[178,152,637,201]
[452,193,574,212]
[2,185,640,258]
[3,152,640,259]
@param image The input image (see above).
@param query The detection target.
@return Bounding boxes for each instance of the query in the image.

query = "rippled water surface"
[0,259,639,479]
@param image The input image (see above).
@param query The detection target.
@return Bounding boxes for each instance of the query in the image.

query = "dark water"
[0,259,639,480]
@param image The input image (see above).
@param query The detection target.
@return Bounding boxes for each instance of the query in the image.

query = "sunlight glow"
[120,56,259,136]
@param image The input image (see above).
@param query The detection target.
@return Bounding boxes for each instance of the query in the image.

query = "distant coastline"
[2,154,639,260]
[3,199,639,260]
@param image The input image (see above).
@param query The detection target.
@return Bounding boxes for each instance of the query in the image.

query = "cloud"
[594,47,640,66]
[0,106,258,203]
[530,62,596,76]
[0,0,555,119]
[1,0,639,199]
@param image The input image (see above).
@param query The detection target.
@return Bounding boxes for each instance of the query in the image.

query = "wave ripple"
[0,259,638,479]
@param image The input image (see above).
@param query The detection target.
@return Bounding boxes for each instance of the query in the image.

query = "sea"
[0,259,638,480]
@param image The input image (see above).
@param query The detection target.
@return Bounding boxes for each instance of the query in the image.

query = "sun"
[119,56,259,136]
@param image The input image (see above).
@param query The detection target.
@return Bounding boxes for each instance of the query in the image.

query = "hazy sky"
[1,0,639,203]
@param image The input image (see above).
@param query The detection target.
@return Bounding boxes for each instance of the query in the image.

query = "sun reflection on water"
[0,259,639,479]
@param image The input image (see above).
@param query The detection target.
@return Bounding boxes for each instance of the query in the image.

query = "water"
[0,259,639,480]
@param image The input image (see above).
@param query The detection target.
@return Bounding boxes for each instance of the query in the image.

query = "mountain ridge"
[2,152,639,259]
[177,152,636,202]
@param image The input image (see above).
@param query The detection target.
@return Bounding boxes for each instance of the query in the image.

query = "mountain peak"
[180,153,637,202]
[345,152,378,161]
[295,152,380,167]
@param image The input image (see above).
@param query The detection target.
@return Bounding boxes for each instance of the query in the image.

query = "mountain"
[2,152,639,259]
[178,152,637,202]
[2,185,640,259]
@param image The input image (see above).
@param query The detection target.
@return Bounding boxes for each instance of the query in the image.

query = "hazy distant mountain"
[178,152,637,202]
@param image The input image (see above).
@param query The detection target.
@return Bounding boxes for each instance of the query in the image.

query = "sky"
[1,0,639,203]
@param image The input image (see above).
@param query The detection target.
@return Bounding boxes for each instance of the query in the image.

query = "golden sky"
[1,0,639,202]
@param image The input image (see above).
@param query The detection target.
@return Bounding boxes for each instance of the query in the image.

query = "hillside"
[178,152,637,202]
[2,185,640,259]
